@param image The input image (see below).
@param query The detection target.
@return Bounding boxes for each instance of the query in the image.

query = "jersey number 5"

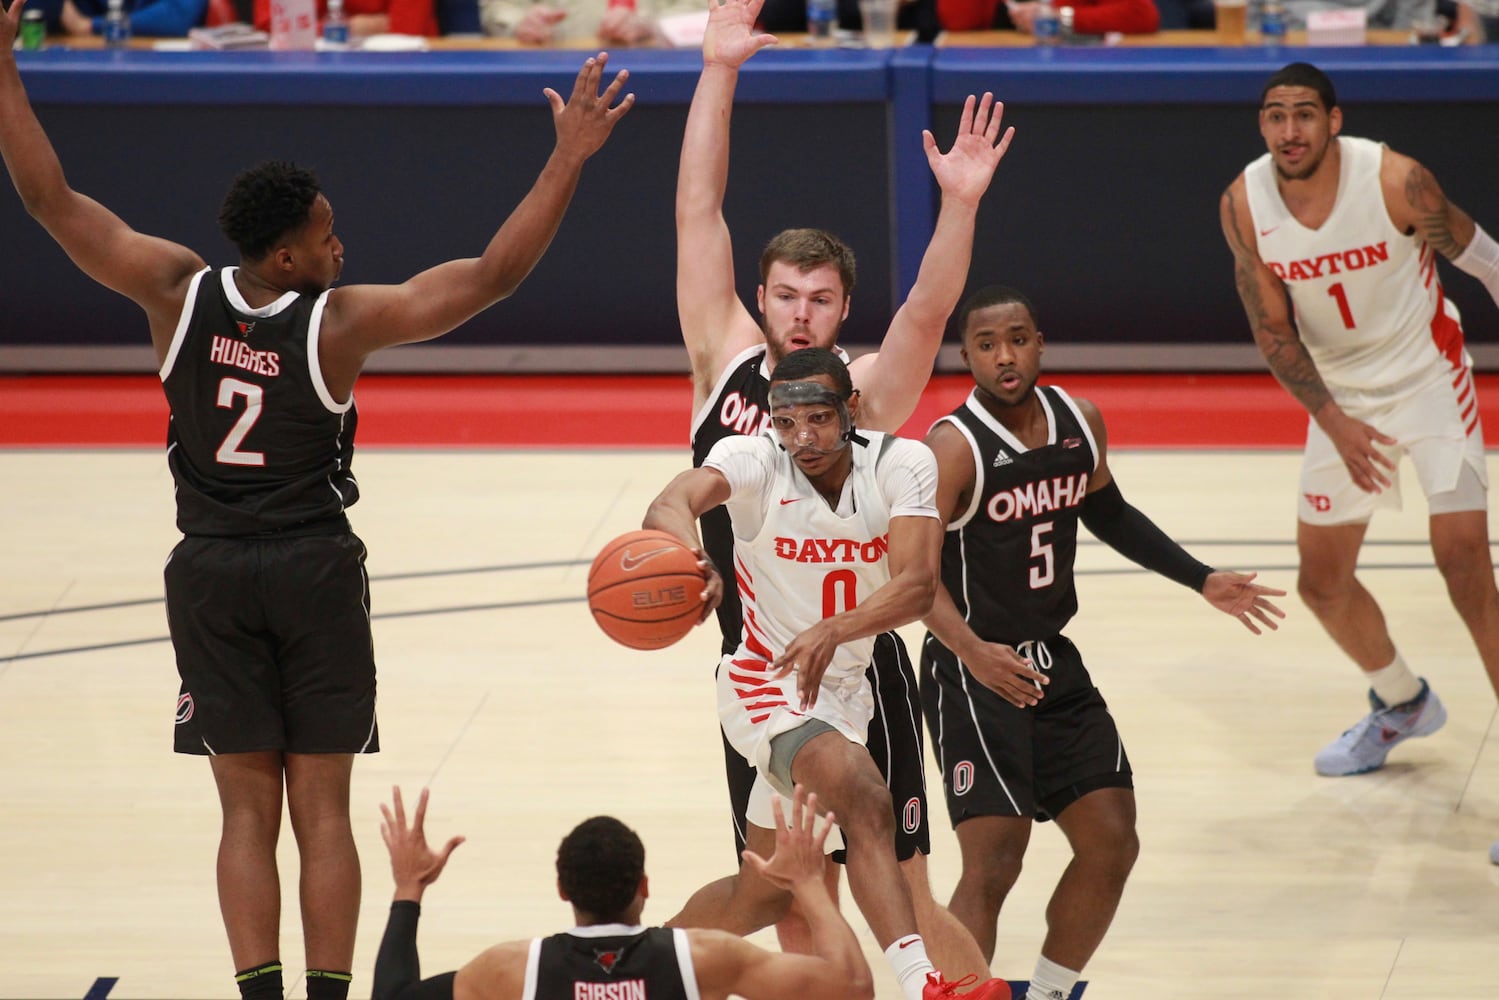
[1030,522,1055,589]
[216,377,266,467]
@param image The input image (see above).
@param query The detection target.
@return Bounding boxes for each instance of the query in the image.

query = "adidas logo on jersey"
[992,450,1014,467]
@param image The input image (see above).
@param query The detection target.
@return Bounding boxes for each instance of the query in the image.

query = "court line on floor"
[1,562,1451,667]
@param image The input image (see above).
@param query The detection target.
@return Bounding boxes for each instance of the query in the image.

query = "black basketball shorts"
[920,632,1132,825]
[718,629,930,863]
[166,531,379,756]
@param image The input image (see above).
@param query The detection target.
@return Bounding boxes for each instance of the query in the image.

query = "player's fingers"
[439,835,466,863]
[956,93,976,140]
[391,786,408,828]
[412,786,430,832]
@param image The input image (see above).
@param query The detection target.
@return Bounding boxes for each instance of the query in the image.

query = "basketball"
[587,529,707,650]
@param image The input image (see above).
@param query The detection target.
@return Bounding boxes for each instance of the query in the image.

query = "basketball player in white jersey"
[1219,64,1499,812]
[370,785,874,1000]
[645,349,1010,1000]
[678,0,1010,977]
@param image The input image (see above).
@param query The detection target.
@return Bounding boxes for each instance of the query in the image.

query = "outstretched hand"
[380,786,466,903]
[545,53,635,163]
[1,0,25,51]
[922,92,1014,208]
[742,784,832,893]
[703,0,778,68]
[1202,570,1286,635]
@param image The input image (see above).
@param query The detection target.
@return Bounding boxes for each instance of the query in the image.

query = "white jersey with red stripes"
[1245,136,1469,404]
[703,430,938,736]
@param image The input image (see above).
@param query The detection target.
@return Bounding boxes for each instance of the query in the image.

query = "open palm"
[703,0,778,68]
[924,92,1015,206]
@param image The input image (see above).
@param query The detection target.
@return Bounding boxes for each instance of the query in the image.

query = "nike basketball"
[587,529,707,650]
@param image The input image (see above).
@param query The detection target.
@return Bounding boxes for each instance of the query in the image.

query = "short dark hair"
[956,285,1037,337]
[770,347,855,399]
[218,161,322,261]
[556,816,645,923]
[760,229,857,298]
[1261,62,1337,113]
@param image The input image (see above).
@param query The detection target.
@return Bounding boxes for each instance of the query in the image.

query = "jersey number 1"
[216,377,266,467]
[1327,282,1356,330]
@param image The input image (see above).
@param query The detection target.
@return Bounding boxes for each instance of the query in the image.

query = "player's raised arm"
[676,0,778,405]
[317,53,633,386]
[851,94,1013,432]
[0,0,205,359]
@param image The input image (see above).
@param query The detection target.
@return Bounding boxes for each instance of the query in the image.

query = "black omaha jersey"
[690,344,775,655]
[526,925,696,1000]
[934,385,1098,646]
[160,267,359,538]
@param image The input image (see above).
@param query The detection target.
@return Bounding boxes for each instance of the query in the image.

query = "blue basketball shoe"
[1314,679,1446,777]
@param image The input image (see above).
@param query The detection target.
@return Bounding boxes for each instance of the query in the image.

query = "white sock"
[1026,955,1080,1000]
[884,934,935,1000]
[1366,651,1422,708]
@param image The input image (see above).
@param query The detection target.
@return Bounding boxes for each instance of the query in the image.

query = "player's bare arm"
[642,467,729,616]
[1382,149,1477,260]
[1077,398,1287,632]
[921,422,1047,707]
[849,94,1014,432]
[0,0,205,359]
[773,513,941,709]
[676,0,779,407]
[1220,178,1395,492]
[1387,148,1499,309]
[318,54,633,393]
[711,787,874,1000]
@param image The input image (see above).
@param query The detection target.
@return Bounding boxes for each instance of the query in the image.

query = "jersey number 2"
[216,378,266,467]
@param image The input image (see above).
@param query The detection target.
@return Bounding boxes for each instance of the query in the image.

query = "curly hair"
[760,228,857,298]
[556,816,645,922]
[218,161,322,261]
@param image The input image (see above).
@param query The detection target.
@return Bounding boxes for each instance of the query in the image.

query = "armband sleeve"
[1079,480,1213,593]
[1453,224,1499,307]
[373,902,458,1000]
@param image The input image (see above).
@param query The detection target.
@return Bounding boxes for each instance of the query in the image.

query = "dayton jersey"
[932,386,1098,646]
[524,925,697,1000]
[160,267,358,537]
[705,430,939,686]
[1245,136,1468,397]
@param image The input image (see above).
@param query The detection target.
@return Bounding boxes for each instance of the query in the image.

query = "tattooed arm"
[1219,175,1396,492]
[1382,148,1477,260]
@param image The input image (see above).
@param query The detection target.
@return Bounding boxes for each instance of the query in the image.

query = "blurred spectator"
[1278,0,1432,29]
[480,0,698,44]
[253,0,439,35]
[29,0,208,36]
[1455,0,1498,37]
[937,0,1159,34]
[1154,0,1213,27]
[752,0,941,40]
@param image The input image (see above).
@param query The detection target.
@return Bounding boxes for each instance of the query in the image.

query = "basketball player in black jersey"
[370,785,874,1000]
[674,0,1011,978]
[920,287,1286,1000]
[0,20,632,1000]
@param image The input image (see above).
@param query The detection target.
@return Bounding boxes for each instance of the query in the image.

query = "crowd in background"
[14,0,1496,44]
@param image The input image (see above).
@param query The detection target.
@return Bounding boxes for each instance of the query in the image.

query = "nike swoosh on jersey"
[1260,226,1278,236]
[779,498,802,506]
